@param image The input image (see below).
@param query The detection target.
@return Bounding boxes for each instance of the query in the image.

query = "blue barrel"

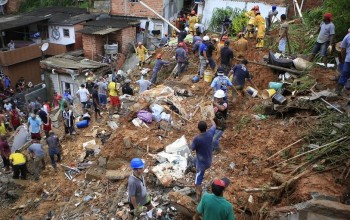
[76,119,89,128]
[268,82,283,90]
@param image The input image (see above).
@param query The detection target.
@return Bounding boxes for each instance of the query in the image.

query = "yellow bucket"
[204,70,213,83]
[262,89,276,99]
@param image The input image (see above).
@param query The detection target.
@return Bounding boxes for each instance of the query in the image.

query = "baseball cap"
[213,177,230,188]
[217,67,224,75]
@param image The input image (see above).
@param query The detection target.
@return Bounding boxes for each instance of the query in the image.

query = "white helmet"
[194,23,199,29]
[214,89,225,98]
[184,27,189,32]
[203,35,210,41]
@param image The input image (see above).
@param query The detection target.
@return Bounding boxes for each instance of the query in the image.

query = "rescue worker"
[335,28,350,95]
[212,90,228,154]
[198,36,210,78]
[278,14,289,54]
[245,6,258,39]
[233,32,248,58]
[9,150,27,180]
[254,10,266,48]
[266,5,278,31]
[189,10,199,35]
[128,158,153,218]
[220,40,234,75]
[159,33,168,47]
[175,42,188,78]
[150,54,171,84]
[308,13,335,68]
[222,17,231,35]
[171,20,177,37]
[135,42,148,69]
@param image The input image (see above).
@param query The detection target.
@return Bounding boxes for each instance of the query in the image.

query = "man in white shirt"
[3,100,12,112]
[136,75,152,94]
[75,84,90,113]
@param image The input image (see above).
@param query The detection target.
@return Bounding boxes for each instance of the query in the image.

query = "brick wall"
[82,34,106,60]
[111,0,164,18]
[109,26,136,54]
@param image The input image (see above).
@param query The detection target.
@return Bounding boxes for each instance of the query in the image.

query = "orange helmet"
[156,54,162,59]
[323,13,332,20]
[191,10,196,15]
[178,42,184,47]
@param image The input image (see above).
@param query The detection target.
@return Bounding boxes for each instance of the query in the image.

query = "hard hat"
[323,13,332,20]
[184,27,189,32]
[194,23,199,29]
[130,158,145,169]
[124,79,131,83]
[156,53,162,59]
[272,5,277,11]
[192,75,199,83]
[178,42,184,47]
[191,10,196,15]
[203,35,210,41]
[138,42,142,45]
[214,89,225,98]
[217,67,225,75]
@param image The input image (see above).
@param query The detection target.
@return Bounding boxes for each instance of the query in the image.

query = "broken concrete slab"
[106,159,125,170]
[123,137,132,149]
[85,166,106,181]
[98,157,107,168]
[105,170,130,180]
[168,192,196,217]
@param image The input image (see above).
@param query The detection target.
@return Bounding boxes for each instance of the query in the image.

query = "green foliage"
[304,1,350,41]
[19,0,86,13]
[209,7,235,32]
[231,9,247,35]
[208,7,246,36]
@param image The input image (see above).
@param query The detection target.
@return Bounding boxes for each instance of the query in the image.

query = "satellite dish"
[41,43,49,52]
[0,0,8,6]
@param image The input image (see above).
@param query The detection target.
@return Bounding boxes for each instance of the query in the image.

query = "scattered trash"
[137,110,153,123]
[229,162,235,170]
[246,86,258,97]
[252,114,267,120]
[107,121,118,130]
[83,195,93,202]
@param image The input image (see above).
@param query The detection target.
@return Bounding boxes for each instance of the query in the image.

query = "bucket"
[76,119,89,128]
[262,89,276,99]
[204,70,213,83]
[245,86,258,97]
[268,82,283,90]
[272,93,287,104]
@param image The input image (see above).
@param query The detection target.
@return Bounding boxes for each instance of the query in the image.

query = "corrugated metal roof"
[0,7,95,31]
[0,15,49,31]
[41,54,108,69]
[78,17,140,35]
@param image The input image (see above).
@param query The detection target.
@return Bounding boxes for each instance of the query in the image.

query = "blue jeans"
[49,148,61,169]
[312,41,329,57]
[212,129,224,151]
[338,62,350,86]
[98,94,107,105]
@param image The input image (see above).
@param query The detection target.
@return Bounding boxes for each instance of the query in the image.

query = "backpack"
[215,111,227,130]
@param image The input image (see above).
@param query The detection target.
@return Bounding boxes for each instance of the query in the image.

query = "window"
[63,29,70,37]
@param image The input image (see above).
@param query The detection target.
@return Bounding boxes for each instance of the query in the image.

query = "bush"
[208,7,247,36]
